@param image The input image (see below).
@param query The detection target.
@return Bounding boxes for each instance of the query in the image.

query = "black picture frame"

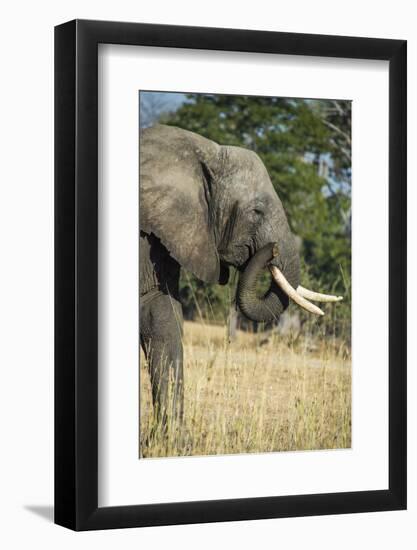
[55,19,407,531]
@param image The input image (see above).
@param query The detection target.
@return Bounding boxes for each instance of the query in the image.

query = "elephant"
[139,124,342,424]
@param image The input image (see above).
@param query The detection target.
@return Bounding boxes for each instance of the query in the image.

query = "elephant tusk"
[269,266,325,316]
[296,285,343,303]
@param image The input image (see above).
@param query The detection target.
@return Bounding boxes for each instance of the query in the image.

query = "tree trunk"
[228,304,238,342]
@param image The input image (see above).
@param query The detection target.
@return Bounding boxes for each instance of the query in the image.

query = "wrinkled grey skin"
[140,124,300,422]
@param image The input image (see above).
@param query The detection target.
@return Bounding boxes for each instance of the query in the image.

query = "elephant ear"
[139,125,220,284]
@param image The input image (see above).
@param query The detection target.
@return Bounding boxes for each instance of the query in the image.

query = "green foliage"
[159,94,351,339]
[179,269,235,324]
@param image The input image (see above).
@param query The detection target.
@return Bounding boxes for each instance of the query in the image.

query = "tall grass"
[140,321,351,458]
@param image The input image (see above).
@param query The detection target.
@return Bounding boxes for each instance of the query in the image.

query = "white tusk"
[296,285,343,303]
[269,266,325,316]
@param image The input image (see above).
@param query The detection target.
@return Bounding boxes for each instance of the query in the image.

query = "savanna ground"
[139,319,351,458]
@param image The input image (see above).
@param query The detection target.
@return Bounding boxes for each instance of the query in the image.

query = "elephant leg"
[140,292,184,425]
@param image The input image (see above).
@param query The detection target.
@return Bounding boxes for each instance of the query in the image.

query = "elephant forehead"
[223,145,267,172]
[221,147,274,191]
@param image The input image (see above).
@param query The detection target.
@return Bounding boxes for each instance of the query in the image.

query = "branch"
[322,119,351,146]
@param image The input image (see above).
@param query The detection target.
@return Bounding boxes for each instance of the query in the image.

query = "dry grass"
[140,321,351,458]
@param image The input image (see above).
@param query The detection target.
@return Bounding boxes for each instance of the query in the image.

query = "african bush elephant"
[139,124,341,423]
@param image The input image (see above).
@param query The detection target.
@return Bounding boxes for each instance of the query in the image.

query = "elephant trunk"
[237,242,343,322]
[237,242,298,323]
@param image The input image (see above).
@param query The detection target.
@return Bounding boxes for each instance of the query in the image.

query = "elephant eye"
[253,208,264,217]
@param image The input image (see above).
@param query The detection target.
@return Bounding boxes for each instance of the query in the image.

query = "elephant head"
[140,124,341,322]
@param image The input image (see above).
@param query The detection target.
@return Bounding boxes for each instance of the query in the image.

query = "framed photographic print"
[55,20,406,530]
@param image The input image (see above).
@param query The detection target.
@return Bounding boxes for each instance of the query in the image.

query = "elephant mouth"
[236,242,343,323]
[218,262,230,285]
